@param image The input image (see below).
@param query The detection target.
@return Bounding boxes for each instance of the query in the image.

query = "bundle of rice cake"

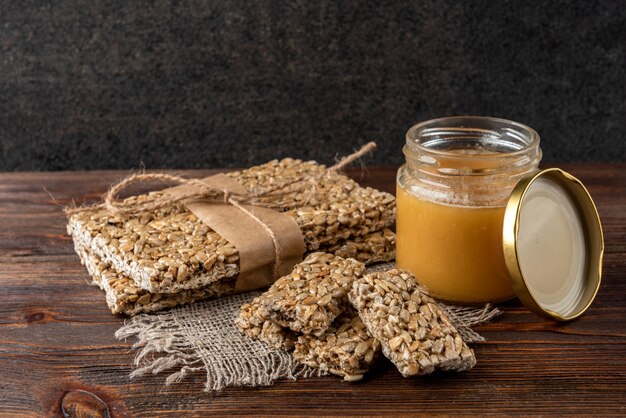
[68,158,396,315]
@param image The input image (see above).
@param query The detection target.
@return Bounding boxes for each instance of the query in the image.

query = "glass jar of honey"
[396,116,543,304]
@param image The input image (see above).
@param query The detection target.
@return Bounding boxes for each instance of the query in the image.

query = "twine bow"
[66,142,377,216]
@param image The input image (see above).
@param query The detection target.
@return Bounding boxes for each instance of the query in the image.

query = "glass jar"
[396,116,542,304]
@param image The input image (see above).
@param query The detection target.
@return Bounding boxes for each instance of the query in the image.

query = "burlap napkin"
[115,263,501,391]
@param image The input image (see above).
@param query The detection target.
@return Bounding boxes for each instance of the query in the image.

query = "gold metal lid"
[502,168,604,321]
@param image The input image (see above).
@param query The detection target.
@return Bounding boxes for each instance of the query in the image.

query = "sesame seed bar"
[349,269,476,377]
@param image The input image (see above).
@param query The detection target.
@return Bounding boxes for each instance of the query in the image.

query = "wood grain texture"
[0,164,624,417]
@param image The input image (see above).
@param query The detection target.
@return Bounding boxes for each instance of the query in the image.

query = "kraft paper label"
[166,173,305,292]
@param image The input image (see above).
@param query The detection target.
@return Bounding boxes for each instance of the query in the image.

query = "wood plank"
[0,164,624,416]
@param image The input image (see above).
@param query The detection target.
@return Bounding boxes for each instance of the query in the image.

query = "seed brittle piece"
[246,252,366,336]
[75,244,235,316]
[324,228,395,265]
[235,300,298,351]
[349,269,476,377]
[293,308,381,381]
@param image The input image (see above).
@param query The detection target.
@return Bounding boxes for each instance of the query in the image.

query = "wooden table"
[1,164,625,417]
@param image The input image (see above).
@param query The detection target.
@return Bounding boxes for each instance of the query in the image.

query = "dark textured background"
[0,1,624,171]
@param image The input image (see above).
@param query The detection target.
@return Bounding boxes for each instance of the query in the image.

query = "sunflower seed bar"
[68,210,241,295]
[325,228,395,265]
[241,252,366,336]
[75,244,235,316]
[236,235,392,349]
[349,269,476,377]
[293,308,381,382]
[68,158,395,294]
[72,228,393,316]
[235,300,298,351]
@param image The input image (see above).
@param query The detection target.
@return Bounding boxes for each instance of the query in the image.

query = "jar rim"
[406,116,540,160]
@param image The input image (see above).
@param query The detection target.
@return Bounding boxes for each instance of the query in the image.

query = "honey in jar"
[396,117,542,304]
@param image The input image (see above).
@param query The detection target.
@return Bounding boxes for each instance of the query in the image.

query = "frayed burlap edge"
[115,293,322,392]
[115,264,501,392]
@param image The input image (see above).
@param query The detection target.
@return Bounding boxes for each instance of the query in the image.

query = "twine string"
[228,199,283,281]
[65,142,376,216]
[329,142,376,171]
